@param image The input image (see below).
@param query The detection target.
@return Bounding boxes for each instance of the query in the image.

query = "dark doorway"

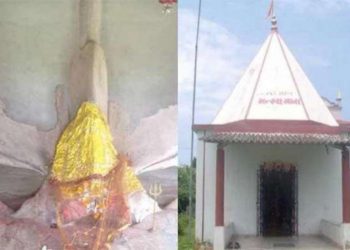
[258,162,297,237]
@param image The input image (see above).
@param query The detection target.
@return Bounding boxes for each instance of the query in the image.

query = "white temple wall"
[195,136,217,243]
[224,143,342,235]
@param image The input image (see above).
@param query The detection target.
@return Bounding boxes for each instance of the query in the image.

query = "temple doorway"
[258,162,297,237]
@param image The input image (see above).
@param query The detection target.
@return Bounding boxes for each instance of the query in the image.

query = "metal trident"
[148,183,163,231]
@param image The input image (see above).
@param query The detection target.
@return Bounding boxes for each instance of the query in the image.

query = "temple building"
[194,16,350,249]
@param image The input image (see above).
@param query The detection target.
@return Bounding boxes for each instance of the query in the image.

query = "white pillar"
[214,145,225,249]
[195,131,205,241]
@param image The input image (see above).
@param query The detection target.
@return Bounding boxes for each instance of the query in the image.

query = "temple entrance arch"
[258,162,298,237]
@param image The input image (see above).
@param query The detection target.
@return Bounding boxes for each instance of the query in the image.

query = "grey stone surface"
[13,181,160,228]
[0,201,13,218]
[12,181,56,226]
[112,208,177,250]
[0,207,177,250]
[119,105,177,174]
[2,184,174,250]
[138,167,178,208]
[0,166,44,210]
[0,218,61,250]
[109,103,178,209]
[165,198,178,210]
[0,86,67,209]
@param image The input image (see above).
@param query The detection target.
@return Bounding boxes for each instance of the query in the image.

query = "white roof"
[213,23,338,127]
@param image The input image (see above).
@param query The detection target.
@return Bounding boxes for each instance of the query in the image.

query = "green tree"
[178,159,196,250]
[178,159,196,214]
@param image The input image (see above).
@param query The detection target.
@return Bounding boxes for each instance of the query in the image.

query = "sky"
[178,0,350,164]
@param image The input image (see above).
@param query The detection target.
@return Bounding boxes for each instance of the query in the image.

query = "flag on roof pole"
[266,0,274,19]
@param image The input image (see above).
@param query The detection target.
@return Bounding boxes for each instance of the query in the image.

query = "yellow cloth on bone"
[52,102,117,182]
[51,101,143,194]
[51,102,143,249]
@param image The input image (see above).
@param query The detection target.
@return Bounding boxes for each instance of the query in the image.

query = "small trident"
[148,182,162,231]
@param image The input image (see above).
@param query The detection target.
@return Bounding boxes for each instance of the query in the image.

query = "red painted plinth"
[343,148,350,223]
[215,147,225,226]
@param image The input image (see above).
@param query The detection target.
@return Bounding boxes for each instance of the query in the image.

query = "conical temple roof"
[213,21,338,127]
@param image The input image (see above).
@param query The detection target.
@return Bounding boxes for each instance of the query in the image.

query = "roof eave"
[200,132,350,146]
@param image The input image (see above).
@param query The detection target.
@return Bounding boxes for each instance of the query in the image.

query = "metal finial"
[271,16,278,31]
[336,90,342,107]
[337,90,342,101]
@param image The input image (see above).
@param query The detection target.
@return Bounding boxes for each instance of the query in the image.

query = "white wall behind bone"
[0,0,77,130]
[103,1,177,129]
[0,0,177,130]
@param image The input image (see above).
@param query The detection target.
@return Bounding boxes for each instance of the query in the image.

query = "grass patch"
[178,213,195,250]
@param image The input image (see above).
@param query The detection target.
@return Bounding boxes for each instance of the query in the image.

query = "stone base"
[112,209,177,249]
[214,226,225,250]
[320,220,350,249]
